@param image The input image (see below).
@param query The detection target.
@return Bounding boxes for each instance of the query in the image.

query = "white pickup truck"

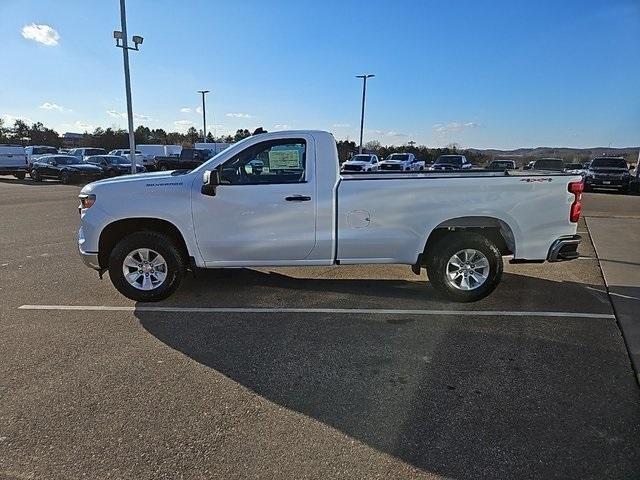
[78,130,583,302]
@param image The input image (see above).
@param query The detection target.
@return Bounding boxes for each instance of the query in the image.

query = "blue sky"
[1,0,638,149]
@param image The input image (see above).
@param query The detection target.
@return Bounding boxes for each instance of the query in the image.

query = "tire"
[426,231,503,302]
[14,172,26,180]
[31,169,42,182]
[159,164,168,171]
[108,231,185,302]
[60,171,70,184]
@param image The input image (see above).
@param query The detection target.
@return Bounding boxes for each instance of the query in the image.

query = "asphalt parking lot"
[1,177,639,479]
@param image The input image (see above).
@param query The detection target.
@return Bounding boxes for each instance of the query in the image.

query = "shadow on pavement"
[136,271,640,479]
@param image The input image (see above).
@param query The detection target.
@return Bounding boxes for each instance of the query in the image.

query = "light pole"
[198,90,210,143]
[114,0,143,175]
[356,74,375,154]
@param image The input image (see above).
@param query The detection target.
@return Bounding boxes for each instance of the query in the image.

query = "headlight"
[79,194,96,209]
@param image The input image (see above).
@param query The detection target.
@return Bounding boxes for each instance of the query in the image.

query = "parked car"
[155,148,210,171]
[77,130,583,304]
[430,155,473,171]
[86,155,145,177]
[486,159,517,170]
[583,157,632,192]
[108,149,145,167]
[524,158,565,171]
[0,144,28,179]
[25,145,58,169]
[68,148,107,161]
[379,153,425,171]
[31,154,103,184]
[341,154,379,172]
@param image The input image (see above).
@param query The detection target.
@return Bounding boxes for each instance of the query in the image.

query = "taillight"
[568,181,583,222]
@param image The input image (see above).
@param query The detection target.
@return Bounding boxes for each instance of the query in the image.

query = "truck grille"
[342,164,362,171]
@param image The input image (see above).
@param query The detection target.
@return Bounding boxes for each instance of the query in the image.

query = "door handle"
[285,195,311,202]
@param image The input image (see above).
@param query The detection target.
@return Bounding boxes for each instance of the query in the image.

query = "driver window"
[219,139,307,185]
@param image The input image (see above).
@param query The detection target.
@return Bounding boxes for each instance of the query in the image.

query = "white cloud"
[387,131,409,138]
[332,123,351,128]
[173,120,195,131]
[433,122,479,135]
[106,110,126,119]
[2,113,33,124]
[180,107,192,113]
[107,110,150,121]
[226,113,253,119]
[74,121,95,131]
[21,23,60,46]
[274,124,290,129]
[366,129,408,138]
[39,102,68,112]
[196,106,203,114]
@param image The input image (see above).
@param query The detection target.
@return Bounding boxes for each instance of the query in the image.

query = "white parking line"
[18,304,615,319]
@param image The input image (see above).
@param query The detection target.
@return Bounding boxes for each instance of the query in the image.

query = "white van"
[0,144,28,179]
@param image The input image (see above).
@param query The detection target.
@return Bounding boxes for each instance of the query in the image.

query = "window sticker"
[268,150,301,169]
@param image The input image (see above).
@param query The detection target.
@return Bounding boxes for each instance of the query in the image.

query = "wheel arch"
[98,217,191,269]
[420,216,516,264]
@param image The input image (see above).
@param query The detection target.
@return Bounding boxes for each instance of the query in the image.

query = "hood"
[344,160,370,166]
[81,170,191,193]
[67,163,103,172]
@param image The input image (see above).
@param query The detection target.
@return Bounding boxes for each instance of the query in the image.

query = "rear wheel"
[108,231,185,302]
[14,172,26,180]
[60,171,70,184]
[426,231,503,302]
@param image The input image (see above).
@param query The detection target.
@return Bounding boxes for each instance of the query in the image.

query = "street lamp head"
[132,35,143,46]
[113,30,123,40]
[198,90,210,95]
[356,74,375,79]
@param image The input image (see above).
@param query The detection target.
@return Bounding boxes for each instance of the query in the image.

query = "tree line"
[6,117,603,166]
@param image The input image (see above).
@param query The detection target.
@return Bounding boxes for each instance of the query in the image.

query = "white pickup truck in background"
[78,130,583,302]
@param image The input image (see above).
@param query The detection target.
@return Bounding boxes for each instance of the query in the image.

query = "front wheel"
[60,171,70,184]
[426,231,503,302]
[31,169,42,182]
[108,231,185,302]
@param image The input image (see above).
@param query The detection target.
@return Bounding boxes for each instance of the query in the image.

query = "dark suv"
[583,157,631,192]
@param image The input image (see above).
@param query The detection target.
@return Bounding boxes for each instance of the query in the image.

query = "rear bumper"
[547,235,581,262]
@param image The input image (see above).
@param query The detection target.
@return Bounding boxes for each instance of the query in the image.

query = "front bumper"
[547,235,581,262]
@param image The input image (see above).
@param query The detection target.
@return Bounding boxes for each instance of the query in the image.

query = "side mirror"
[201,169,220,196]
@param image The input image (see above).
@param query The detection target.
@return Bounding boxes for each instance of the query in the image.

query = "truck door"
[191,136,317,264]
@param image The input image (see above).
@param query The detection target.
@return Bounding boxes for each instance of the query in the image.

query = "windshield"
[388,154,410,161]
[565,163,582,169]
[435,156,462,165]
[105,156,130,165]
[490,161,514,168]
[34,147,57,155]
[54,156,84,165]
[534,159,564,170]
[591,158,627,168]
[350,155,372,162]
[84,148,106,156]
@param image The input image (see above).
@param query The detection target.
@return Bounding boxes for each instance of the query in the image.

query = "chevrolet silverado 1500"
[78,130,583,302]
